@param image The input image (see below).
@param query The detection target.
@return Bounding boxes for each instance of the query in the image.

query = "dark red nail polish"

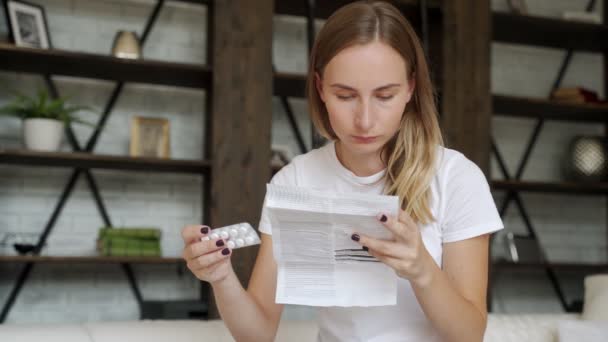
[222,248,230,255]
[200,226,209,234]
[363,246,369,251]
[380,215,387,222]
[216,240,224,247]
[351,234,360,242]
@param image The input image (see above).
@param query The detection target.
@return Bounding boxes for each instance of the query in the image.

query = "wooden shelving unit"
[0,0,217,323]
[488,3,608,313]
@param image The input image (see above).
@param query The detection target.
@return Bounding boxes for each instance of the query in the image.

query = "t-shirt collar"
[326,140,386,185]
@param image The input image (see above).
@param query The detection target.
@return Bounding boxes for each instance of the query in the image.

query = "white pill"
[200,236,210,241]
[239,225,248,234]
[227,241,236,249]
[236,239,245,247]
[229,229,239,238]
[220,231,229,239]
[210,233,219,240]
[245,236,254,245]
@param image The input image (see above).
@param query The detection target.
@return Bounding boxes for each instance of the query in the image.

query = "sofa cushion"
[582,274,608,321]
[85,320,233,342]
[557,320,608,342]
[0,323,92,342]
[484,314,580,342]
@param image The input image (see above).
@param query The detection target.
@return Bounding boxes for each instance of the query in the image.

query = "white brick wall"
[0,0,605,323]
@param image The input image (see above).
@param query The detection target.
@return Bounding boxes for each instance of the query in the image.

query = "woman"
[182,1,503,341]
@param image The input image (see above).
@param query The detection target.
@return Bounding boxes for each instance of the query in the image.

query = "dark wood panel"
[493,95,608,122]
[0,149,210,174]
[493,12,608,53]
[491,179,608,195]
[441,0,492,173]
[208,0,274,318]
[0,255,183,264]
[0,44,211,89]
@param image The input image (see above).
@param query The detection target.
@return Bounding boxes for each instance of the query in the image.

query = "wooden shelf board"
[0,149,211,174]
[493,95,608,122]
[0,255,183,264]
[273,72,307,98]
[274,0,440,19]
[493,12,608,53]
[493,260,608,272]
[0,44,211,89]
[491,179,608,196]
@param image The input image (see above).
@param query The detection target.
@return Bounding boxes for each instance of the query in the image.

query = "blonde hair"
[306,0,444,225]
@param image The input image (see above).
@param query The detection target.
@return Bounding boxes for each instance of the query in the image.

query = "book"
[551,87,600,103]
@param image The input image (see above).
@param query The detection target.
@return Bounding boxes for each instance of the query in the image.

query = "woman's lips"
[352,135,378,144]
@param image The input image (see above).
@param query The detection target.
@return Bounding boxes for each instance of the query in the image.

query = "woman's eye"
[377,94,395,101]
[336,95,355,100]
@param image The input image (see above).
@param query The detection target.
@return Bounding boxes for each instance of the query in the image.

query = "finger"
[353,233,405,259]
[188,247,232,271]
[398,210,418,230]
[377,212,411,242]
[181,224,210,245]
[182,238,228,261]
[367,249,404,274]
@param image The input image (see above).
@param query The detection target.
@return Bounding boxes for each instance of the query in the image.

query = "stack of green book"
[97,227,162,257]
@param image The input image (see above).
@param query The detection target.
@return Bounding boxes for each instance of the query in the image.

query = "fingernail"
[216,240,224,247]
[351,234,360,242]
[222,248,230,256]
[380,214,387,223]
[200,226,209,234]
[363,246,369,251]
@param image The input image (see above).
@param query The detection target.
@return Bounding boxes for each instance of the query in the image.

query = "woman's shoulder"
[434,145,489,191]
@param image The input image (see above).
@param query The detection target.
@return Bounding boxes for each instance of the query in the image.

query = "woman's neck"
[335,140,387,177]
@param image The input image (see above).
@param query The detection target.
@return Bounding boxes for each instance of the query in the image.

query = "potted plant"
[0,89,94,151]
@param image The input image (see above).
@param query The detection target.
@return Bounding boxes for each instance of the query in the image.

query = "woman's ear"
[405,73,416,103]
[315,72,326,103]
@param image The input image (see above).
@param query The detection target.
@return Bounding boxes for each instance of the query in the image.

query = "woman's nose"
[354,101,373,131]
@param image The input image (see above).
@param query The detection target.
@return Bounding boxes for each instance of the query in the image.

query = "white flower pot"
[23,118,65,152]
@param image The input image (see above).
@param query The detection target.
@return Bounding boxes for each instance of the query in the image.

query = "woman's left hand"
[351,210,435,288]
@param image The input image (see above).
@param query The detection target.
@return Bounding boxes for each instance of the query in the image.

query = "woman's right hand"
[181,224,234,285]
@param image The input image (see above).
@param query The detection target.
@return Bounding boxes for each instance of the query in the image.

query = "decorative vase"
[111,31,141,59]
[23,118,64,151]
[563,136,607,182]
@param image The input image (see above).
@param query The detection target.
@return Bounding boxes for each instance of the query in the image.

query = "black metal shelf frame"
[0,0,210,323]
[489,0,606,313]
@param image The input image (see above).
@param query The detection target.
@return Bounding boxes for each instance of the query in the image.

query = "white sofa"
[0,314,582,342]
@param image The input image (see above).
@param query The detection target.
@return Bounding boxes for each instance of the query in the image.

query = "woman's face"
[316,41,414,158]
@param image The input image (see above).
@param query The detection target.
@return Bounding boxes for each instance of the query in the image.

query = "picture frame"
[5,0,52,49]
[130,116,170,159]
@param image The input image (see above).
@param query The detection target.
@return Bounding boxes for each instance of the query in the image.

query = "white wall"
[0,0,605,323]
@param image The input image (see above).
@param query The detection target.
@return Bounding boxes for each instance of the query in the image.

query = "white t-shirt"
[258,141,504,342]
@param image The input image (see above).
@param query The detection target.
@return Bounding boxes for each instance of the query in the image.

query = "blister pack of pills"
[200,222,261,250]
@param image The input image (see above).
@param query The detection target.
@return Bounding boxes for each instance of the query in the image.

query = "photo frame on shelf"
[506,0,528,15]
[5,0,52,49]
[130,116,170,158]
